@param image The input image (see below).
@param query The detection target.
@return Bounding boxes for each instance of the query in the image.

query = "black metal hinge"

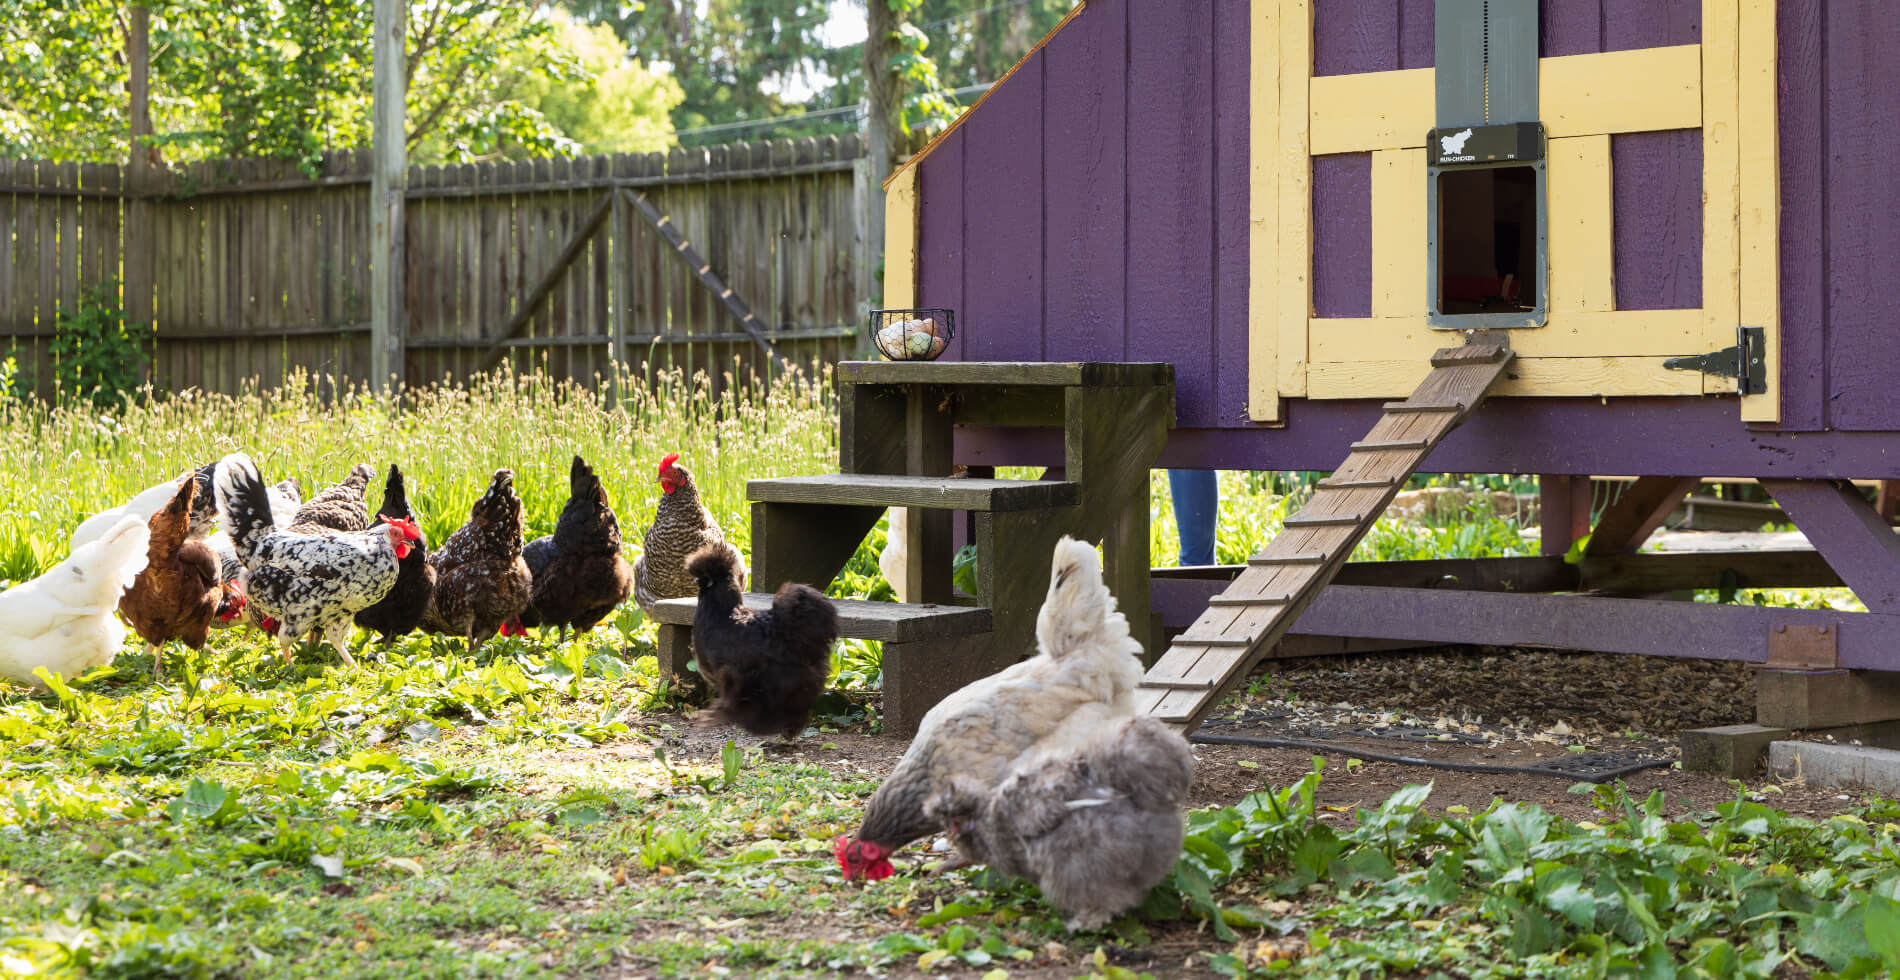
[1663,326,1766,395]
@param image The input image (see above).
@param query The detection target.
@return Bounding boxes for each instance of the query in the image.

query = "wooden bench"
[647,595,1002,734]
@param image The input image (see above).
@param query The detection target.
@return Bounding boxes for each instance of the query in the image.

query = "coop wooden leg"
[1760,478,1900,614]
[880,634,1014,737]
[1537,475,1595,556]
[655,623,708,703]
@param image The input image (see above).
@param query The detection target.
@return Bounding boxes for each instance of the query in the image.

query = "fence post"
[125,3,156,379]
[369,0,407,392]
[609,162,632,404]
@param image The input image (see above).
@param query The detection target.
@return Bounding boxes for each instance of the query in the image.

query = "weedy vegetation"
[0,368,1885,976]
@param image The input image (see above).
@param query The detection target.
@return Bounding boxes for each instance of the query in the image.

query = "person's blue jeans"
[1168,469,1218,566]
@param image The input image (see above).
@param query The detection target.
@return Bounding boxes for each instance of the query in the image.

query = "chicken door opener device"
[1427,0,1548,330]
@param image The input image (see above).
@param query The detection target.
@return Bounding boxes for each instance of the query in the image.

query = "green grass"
[2,371,1891,977]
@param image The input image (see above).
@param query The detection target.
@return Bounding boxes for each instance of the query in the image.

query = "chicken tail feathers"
[1101,716,1196,809]
[376,464,412,521]
[214,452,276,567]
[771,583,840,647]
[1035,536,1135,662]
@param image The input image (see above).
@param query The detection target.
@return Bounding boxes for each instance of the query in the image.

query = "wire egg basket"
[868,308,955,360]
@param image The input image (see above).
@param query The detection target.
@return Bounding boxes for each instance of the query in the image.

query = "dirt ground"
[641,645,1870,825]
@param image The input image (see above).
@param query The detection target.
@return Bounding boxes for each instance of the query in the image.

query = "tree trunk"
[862,0,903,300]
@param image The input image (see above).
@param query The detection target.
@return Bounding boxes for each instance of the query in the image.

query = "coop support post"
[1584,476,1703,556]
[369,0,407,392]
[1537,475,1594,556]
[1759,479,1900,615]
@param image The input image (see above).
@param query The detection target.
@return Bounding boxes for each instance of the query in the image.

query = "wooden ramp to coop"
[1138,342,1517,732]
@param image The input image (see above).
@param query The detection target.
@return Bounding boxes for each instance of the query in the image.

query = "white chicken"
[836,536,1144,880]
[877,507,909,602]
[925,704,1195,930]
[0,514,151,687]
[69,473,189,550]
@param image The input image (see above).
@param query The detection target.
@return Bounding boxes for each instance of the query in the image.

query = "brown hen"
[118,478,245,673]
[423,469,532,646]
[288,462,374,533]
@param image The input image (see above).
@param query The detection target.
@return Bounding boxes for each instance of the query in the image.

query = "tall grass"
[0,363,841,583]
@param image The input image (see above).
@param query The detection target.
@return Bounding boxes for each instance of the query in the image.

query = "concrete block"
[654,623,709,704]
[1681,724,1789,778]
[1768,740,1900,794]
[1757,669,1900,730]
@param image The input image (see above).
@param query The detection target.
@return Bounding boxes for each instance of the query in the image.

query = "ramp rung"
[1139,677,1216,691]
[1248,552,1328,566]
[1175,633,1257,648]
[1382,401,1464,414]
[1207,593,1292,607]
[1315,477,1396,490]
[1283,513,1366,527]
[1431,343,1511,367]
[1349,439,1432,452]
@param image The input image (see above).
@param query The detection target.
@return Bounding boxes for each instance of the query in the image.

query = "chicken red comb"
[384,515,423,541]
[659,452,681,477]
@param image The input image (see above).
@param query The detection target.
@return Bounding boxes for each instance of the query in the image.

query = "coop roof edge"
[881,0,1091,192]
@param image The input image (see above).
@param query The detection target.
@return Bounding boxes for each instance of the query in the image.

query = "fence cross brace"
[623,189,789,370]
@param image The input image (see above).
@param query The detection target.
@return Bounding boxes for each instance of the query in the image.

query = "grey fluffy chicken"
[685,542,839,742]
[354,465,436,642]
[633,452,741,612]
[836,536,1144,881]
[422,469,532,646]
[287,463,374,533]
[925,705,1194,930]
[519,456,634,637]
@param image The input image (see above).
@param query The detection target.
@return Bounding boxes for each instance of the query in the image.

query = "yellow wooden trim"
[1738,0,1781,422]
[1309,46,1702,155]
[1370,148,1426,318]
[1702,0,1743,359]
[1546,135,1615,314]
[1308,310,1706,363]
[1275,0,1312,398]
[1247,0,1283,421]
[1307,356,1707,400]
[882,166,920,308]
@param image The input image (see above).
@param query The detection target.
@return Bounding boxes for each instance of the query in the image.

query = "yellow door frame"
[1248,0,1779,423]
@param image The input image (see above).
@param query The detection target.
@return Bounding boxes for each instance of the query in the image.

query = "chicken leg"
[324,620,359,669]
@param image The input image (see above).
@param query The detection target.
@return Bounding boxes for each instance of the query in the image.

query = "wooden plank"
[748,475,1079,512]
[1584,475,1704,555]
[1309,308,1704,362]
[370,0,407,388]
[1737,0,1780,422]
[1309,46,1702,154]
[1547,135,1615,314]
[1275,0,1311,399]
[1307,355,1706,399]
[646,594,992,644]
[838,360,1173,388]
[477,191,613,370]
[1247,0,1281,420]
[1702,0,1744,361]
[1369,147,1425,318]
[625,189,784,366]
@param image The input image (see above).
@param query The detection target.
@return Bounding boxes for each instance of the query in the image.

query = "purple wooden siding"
[1312,154,1373,318]
[1315,0,1698,74]
[1817,2,1900,431]
[1611,131,1701,310]
[910,0,1900,461]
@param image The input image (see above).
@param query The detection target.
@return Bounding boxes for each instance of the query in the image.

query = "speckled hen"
[215,452,420,666]
[287,462,374,533]
[423,469,532,647]
[633,453,741,612]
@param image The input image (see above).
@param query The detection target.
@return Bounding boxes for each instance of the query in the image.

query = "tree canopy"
[0,0,681,166]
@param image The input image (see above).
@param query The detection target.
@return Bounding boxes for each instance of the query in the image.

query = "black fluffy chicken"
[519,456,634,638]
[685,542,839,742]
[354,465,435,642]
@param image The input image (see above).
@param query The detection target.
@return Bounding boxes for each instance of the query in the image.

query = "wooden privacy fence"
[0,135,872,399]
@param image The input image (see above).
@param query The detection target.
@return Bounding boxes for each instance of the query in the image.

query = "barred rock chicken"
[354,465,436,642]
[206,471,302,634]
[836,537,1145,881]
[117,479,246,673]
[685,542,838,741]
[633,453,741,613]
[520,456,634,637]
[215,452,421,666]
[288,463,374,533]
[0,514,150,687]
[925,705,1195,930]
[422,469,532,646]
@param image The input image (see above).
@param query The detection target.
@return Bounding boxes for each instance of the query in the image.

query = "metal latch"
[1664,326,1766,395]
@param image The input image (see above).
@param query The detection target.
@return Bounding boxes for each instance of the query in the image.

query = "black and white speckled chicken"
[354,464,436,642]
[287,463,374,533]
[214,452,420,666]
[633,453,741,613]
[520,456,633,637]
[924,705,1194,931]
[422,469,532,646]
